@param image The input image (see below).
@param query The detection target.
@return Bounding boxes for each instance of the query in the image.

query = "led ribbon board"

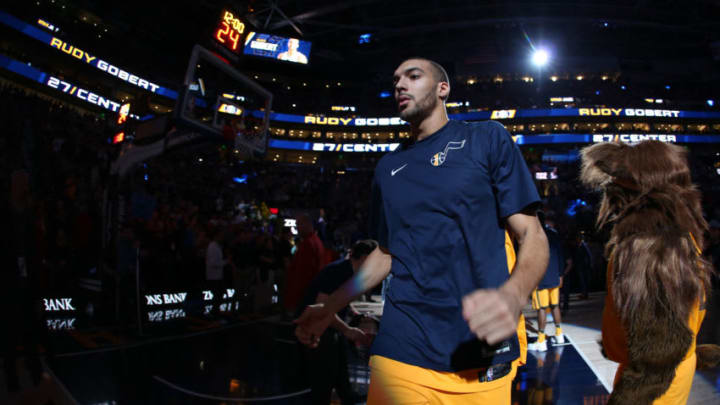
[267,135,719,152]
[46,36,165,94]
[454,108,720,120]
[250,109,720,126]
[0,11,177,99]
[269,139,400,152]
[513,134,720,144]
[46,76,123,112]
[244,32,312,64]
[246,110,407,126]
[0,54,127,113]
[312,142,400,152]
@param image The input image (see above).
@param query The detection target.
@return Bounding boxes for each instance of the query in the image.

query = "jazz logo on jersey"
[430,140,465,166]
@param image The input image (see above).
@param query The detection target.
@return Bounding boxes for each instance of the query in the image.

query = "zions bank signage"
[144,288,237,306]
[145,292,188,306]
[43,298,76,312]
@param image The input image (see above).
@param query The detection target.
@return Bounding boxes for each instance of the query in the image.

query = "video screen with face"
[243,32,312,64]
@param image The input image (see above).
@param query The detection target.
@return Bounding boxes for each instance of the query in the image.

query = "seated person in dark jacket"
[295,239,377,405]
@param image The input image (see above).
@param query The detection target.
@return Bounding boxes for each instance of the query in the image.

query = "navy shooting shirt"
[369,120,540,372]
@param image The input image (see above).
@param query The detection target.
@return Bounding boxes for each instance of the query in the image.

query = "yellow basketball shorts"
[366,355,517,405]
[532,287,560,310]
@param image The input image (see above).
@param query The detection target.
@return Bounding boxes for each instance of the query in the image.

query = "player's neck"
[411,109,449,142]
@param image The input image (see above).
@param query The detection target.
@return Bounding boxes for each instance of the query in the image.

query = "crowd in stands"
[2,78,719,330]
[2,81,114,293]
[264,74,720,117]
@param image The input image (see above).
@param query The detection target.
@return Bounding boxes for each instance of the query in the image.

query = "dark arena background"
[1,1,720,404]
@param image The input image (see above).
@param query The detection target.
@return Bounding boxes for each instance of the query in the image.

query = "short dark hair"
[403,57,449,85]
[350,239,378,260]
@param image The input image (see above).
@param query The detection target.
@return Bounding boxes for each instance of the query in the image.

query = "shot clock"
[213,10,246,54]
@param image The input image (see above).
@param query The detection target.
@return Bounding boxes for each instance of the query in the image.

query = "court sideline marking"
[567,334,613,392]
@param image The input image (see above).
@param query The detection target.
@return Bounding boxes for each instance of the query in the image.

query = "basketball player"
[528,211,565,352]
[295,57,548,404]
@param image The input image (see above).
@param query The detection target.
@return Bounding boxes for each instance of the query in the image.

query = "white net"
[234,125,267,159]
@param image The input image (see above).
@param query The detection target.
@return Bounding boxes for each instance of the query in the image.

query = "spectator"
[283,213,327,314]
[562,232,592,310]
[205,226,225,288]
[295,240,377,405]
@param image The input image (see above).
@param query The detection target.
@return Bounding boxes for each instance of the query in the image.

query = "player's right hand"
[294,303,334,348]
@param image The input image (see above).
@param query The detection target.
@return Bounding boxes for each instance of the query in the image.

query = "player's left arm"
[463,207,549,344]
[504,208,549,306]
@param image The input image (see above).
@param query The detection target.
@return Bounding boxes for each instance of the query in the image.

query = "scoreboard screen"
[243,32,311,64]
[213,10,247,54]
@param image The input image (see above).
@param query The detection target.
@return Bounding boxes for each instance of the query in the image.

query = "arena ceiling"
[246,0,720,57]
[7,1,720,83]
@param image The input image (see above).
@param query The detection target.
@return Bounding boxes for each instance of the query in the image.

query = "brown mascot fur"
[580,140,720,404]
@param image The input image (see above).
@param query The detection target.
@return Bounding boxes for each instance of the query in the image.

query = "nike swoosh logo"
[391,164,408,176]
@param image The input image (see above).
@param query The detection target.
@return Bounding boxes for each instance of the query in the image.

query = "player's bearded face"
[399,85,436,122]
[394,61,439,123]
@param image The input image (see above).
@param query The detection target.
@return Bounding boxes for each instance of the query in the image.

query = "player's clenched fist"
[462,287,524,345]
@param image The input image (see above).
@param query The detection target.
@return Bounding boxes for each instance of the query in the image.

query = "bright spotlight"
[532,49,549,67]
